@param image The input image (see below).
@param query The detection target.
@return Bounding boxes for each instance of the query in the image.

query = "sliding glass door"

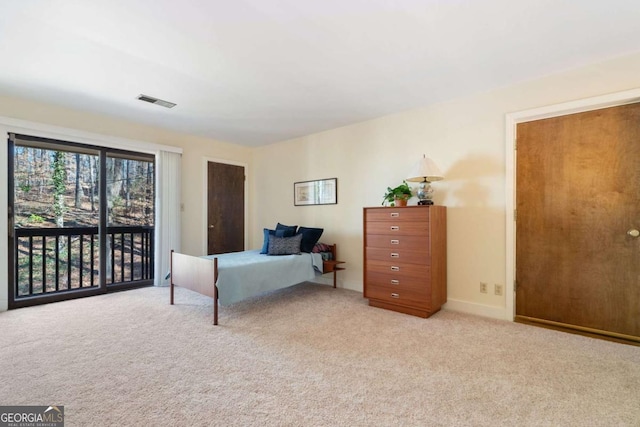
[8,134,155,308]
[105,152,155,289]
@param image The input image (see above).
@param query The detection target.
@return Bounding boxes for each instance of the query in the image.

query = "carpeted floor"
[0,283,638,426]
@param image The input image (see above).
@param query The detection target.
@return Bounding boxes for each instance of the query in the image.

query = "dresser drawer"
[366,221,429,237]
[365,260,428,279]
[366,271,430,293]
[365,208,429,222]
[365,283,430,310]
[365,234,429,251]
[365,247,429,265]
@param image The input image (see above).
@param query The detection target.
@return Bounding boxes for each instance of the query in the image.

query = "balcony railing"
[14,226,154,299]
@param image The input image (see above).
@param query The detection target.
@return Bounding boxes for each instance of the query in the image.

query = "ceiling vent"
[136,94,176,108]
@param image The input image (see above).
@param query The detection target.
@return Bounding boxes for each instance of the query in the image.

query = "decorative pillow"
[275,222,298,236]
[312,242,334,260]
[260,228,287,254]
[320,252,333,261]
[298,226,324,253]
[312,242,332,253]
[267,233,303,256]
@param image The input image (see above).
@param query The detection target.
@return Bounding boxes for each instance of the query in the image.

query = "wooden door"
[207,162,245,254]
[516,103,640,341]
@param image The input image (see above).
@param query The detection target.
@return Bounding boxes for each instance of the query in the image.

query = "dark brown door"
[516,103,640,341]
[207,162,245,254]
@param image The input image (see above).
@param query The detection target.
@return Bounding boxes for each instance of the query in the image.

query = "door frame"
[201,157,249,255]
[505,88,640,321]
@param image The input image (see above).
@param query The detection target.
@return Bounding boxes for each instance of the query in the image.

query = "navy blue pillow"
[260,228,287,254]
[298,226,324,253]
[276,223,297,236]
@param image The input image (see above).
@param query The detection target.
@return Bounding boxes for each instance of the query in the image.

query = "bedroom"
[0,1,639,425]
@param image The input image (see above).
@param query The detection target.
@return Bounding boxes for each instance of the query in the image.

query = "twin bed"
[170,244,337,325]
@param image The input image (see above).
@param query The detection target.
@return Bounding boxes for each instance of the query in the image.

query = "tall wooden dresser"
[363,205,447,318]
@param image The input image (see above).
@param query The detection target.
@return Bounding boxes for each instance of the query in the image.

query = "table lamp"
[406,155,444,205]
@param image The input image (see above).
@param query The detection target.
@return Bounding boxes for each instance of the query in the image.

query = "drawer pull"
[390,212,400,218]
[390,226,399,231]
[390,253,399,258]
[390,239,399,245]
[390,266,400,271]
[390,279,399,285]
[391,293,399,298]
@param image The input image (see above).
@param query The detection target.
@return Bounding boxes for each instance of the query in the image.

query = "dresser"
[363,205,446,318]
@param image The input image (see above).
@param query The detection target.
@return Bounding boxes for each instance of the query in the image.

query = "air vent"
[136,94,176,108]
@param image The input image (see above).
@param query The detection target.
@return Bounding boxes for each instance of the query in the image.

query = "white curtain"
[155,150,181,286]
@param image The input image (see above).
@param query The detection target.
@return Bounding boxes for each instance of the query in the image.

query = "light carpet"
[0,283,638,426]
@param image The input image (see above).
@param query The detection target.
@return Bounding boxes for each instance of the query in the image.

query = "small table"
[323,260,345,288]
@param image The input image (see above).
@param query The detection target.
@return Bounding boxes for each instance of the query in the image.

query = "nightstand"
[323,260,345,288]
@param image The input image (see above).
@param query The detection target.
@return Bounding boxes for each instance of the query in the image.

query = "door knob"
[209,225,215,229]
[627,229,640,237]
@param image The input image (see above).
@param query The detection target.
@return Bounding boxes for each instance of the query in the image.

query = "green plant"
[28,214,45,224]
[382,180,413,206]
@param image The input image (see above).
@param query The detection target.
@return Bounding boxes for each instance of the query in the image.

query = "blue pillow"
[276,222,297,236]
[260,228,287,254]
[268,234,303,255]
[298,226,324,253]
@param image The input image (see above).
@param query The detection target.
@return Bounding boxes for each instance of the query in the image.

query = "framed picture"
[294,178,337,206]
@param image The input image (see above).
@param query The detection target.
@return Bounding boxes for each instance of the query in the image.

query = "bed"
[170,243,337,325]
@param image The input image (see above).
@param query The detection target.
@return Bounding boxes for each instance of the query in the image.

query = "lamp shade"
[406,155,444,182]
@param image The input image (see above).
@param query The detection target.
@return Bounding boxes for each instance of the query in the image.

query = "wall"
[0,96,252,311]
[2,51,640,317]
[252,51,640,319]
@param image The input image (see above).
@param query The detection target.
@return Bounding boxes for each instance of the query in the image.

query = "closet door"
[207,161,244,255]
[516,102,640,341]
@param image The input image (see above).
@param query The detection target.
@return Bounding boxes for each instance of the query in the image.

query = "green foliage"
[28,214,45,224]
[19,183,32,193]
[52,151,67,223]
[382,180,413,206]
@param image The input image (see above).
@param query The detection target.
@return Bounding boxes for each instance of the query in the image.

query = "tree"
[74,153,82,208]
[52,151,66,227]
[89,156,96,212]
[124,159,131,209]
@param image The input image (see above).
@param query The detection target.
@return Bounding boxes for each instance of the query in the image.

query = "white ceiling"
[2,1,640,147]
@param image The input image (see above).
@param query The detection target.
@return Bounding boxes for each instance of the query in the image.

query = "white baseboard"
[443,298,511,321]
[311,277,362,292]
[308,283,511,321]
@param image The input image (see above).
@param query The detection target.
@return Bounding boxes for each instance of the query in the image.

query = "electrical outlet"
[480,282,488,293]
[494,284,503,296]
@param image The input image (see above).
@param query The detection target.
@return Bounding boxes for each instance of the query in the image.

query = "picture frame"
[294,178,337,206]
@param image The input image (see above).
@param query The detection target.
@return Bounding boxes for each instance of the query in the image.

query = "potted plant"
[382,181,413,206]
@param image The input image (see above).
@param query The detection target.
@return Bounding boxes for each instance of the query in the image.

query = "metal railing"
[14,226,154,298]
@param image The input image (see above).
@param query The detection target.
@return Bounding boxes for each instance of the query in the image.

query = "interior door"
[516,102,640,341]
[207,161,245,255]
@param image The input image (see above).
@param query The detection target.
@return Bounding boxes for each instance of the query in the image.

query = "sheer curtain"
[155,150,181,286]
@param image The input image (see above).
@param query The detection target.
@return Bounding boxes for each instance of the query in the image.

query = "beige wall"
[0,95,253,258]
[252,51,640,319]
[2,51,640,317]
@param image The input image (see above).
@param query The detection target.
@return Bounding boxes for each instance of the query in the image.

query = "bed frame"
[170,244,337,325]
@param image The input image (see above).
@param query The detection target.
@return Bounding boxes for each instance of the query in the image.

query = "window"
[8,134,155,308]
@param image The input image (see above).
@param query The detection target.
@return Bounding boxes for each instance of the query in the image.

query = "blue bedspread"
[204,250,323,306]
